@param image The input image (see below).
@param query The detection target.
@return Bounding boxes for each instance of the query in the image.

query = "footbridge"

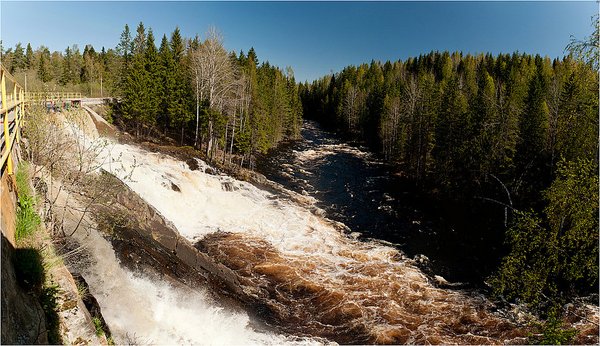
[1,63,110,247]
[1,64,110,177]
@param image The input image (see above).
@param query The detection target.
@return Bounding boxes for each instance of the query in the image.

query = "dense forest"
[0,23,303,167]
[1,19,597,317]
[300,50,598,312]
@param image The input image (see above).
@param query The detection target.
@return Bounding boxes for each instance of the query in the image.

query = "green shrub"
[490,159,598,308]
[530,310,577,345]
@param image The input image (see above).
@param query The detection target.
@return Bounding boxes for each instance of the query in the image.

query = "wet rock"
[432,275,465,289]
[221,182,235,192]
[71,274,112,341]
[95,171,245,300]
[52,265,108,345]
[414,254,429,265]
[186,158,199,171]
[205,167,218,175]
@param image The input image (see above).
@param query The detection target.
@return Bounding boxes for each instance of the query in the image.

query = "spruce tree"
[25,43,34,69]
[158,34,174,129]
[142,28,160,127]
[116,24,132,96]
[11,43,25,73]
[168,27,191,143]
[37,48,51,83]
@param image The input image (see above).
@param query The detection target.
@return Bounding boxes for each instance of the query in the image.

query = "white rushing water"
[101,143,346,256]
[96,138,537,345]
[55,110,596,345]
[72,228,296,345]
[58,111,321,345]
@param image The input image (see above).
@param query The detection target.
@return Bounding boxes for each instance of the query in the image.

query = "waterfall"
[97,142,527,344]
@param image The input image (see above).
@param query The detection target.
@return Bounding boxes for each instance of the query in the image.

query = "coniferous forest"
[1,23,303,168]
[299,51,598,312]
[1,19,597,320]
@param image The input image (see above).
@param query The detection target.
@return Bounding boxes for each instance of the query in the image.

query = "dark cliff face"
[1,234,48,345]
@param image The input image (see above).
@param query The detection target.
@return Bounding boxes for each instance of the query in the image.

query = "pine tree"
[11,43,25,73]
[121,23,148,135]
[433,76,469,189]
[60,46,73,85]
[25,43,34,69]
[514,60,551,205]
[116,24,133,95]
[37,48,51,83]
[168,27,191,144]
[133,22,146,55]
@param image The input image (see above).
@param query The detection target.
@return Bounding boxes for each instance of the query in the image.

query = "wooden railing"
[26,91,83,102]
[1,64,25,176]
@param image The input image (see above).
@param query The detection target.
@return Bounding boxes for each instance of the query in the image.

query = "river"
[62,112,528,344]
[256,121,488,284]
[90,131,527,344]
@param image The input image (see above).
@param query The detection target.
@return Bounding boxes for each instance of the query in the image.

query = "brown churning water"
[198,232,528,345]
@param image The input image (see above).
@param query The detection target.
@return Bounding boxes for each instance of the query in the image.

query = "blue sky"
[1,1,597,82]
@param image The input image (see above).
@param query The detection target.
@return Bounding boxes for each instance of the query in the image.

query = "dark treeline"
[300,51,598,311]
[0,23,302,167]
[113,24,302,165]
[0,39,112,96]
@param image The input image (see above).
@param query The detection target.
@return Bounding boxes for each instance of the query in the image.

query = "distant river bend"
[257,120,480,284]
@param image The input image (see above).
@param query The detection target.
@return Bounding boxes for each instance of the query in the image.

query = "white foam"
[100,143,344,255]
[72,216,314,345]
[55,111,322,345]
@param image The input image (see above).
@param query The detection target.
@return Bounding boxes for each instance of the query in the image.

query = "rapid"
[51,110,310,345]
[89,127,528,344]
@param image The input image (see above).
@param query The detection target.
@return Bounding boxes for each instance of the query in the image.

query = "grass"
[76,281,89,300]
[93,316,115,344]
[92,317,104,337]
[15,162,41,241]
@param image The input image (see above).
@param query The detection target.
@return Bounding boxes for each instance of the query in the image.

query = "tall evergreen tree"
[158,34,175,129]
[25,43,34,69]
[116,24,133,95]
[11,43,25,73]
[142,28,160,126]
[168,27,191,143]
[37,47,51,83]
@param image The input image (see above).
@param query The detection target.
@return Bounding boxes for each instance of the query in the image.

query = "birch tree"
[191,27,238,157]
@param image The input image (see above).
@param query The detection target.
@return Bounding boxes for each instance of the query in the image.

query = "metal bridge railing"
[1,64,25,176]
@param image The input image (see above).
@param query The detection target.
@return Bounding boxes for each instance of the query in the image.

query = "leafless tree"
[190,27,239,157]
[381,95,402,160]
[24,106,130,238]
[342,84,364,135]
